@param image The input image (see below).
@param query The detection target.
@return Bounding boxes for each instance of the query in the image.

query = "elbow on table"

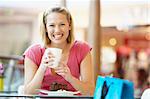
[23,85,37,95]
[89,85,95,96]
[82,84,95,96]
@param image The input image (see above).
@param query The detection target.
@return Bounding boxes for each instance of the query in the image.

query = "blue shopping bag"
[94,76,134,99]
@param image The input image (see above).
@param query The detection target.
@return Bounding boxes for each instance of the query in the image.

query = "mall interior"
[0,0,149,98]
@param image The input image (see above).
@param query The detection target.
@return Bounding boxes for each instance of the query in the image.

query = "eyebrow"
[47,21,66,24]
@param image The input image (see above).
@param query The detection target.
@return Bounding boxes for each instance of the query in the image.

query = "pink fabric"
[24,40,92,91]
[0,63,3,74]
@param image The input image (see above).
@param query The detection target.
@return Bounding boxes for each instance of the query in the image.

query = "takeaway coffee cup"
[45,48,62,68]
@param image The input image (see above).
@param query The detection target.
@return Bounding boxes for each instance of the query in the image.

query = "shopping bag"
[94,76,134,99]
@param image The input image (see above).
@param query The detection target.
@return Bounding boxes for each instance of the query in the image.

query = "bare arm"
[24,57,47,94]
[69,52,95,95]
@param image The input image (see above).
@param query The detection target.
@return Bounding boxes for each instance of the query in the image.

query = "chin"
[52,39,66,44]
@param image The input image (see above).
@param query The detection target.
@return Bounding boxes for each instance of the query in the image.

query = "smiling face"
[45,12,71,45]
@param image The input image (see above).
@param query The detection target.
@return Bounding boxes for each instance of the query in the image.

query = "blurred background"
[0,0,149,98]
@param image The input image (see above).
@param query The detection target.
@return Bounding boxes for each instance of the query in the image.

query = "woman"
[23,6,95,95]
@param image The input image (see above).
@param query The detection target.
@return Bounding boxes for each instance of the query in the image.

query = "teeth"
[53,34,63,39]
[55,35,61,38]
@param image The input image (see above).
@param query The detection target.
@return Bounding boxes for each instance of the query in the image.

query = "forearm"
[24,65,47,94]
[68,76,95,96]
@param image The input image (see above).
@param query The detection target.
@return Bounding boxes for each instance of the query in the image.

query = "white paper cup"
[45,48,62,68]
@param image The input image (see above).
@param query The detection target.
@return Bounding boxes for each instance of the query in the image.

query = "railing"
[0,54,24,91]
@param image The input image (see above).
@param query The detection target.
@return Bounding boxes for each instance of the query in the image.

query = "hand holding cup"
[44,48,62,68]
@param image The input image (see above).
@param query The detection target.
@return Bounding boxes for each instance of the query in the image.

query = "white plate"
[38,89,80,96]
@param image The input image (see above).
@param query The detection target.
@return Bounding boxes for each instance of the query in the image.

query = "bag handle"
[101,81,113,99]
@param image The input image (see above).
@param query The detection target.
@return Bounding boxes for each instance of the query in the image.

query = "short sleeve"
[23,44,43,66]
[75,41,92,64]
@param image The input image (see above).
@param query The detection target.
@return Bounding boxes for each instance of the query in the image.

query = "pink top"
[24,40,92,91]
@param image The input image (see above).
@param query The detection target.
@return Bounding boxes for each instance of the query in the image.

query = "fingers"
[43,57,54,63]
[55,67,67,73]
[47,53,55,59]
[42,56,55,67]
[55,70,67,76]
[54,63,69,75]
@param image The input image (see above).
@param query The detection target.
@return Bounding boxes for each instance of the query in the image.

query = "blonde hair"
[39,6,74,47]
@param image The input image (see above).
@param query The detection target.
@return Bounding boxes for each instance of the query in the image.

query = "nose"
[54,25,61,33]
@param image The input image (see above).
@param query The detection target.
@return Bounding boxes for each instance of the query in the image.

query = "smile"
[53,34,63,40]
